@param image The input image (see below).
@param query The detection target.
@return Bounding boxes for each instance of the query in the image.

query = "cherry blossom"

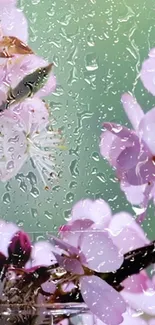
[50,226,126,325]
[100,93,155,220]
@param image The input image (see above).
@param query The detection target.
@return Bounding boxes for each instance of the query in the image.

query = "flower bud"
[8,231,31,267]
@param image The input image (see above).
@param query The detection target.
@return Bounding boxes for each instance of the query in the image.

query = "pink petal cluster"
[60,198,155,324]
[0,1,60,186]
[0,0,28,42]
[0,220,56,301]
[50,209,126,325]
[100,93,155,220]
[99,48,155,219]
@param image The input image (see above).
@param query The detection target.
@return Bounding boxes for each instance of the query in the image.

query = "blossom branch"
[52,240,155,304]
[102,240,155,289]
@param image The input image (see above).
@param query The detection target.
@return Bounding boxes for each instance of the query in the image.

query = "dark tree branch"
[101,240,155,288]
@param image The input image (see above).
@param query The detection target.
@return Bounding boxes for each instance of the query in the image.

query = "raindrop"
[36,221,41,228]
[69,181,77,189]
[96,172,106,183]
[63,209,71,221]
[45,211,53,220]
[17,220,24,227]
[53,55,59,67]
[69,159,79,177]
[57,14,72,26]
[92,152,100,162]
[2,193,11,204]
[91,167,97,175]
[87,35,95,47]
[5,182,11,191]
[6,161,14,171]
[31,208,38,218]
[31,0,40,4]
[19,181,27,193]
[85,53,98,71]
[66,192,74,203]
[52,185,60,192]
[53,85,64,97]
[67,46,78,66]
[26,172,37,186]
[30,187,40,198]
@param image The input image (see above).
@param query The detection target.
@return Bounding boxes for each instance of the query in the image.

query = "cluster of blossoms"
[1,1,155,325]
[0,0,61,188]
[100,48,155,222]
[1,199,155,325]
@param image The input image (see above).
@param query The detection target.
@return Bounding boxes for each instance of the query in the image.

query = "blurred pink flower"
[0,98,60,185]
[0,220,57,303]
[140,48,155,96]
[0,1,28,43]
[0,219,56,269]
[100,93,155,220]
[62,198,155,319]
[79,309,148,325]
[50,229,126,325]
[0,54,56,104]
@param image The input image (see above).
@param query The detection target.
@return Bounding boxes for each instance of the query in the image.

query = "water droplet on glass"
[85,53,98,71]
[30,187,40,198]
[63,209,71,221]
[31,0,40,4]
[6,161,14,171]
[69,181,77,189]
[66,192,74,203]
[19,181,27,193]
[31,208,38,218]
[2,192,11,204]
[17,220,24,227]
[92,152,100,162]
[26,172,37,186]
[69,159,79,177]
[45,211,53,220]
[53,85,64,97]
[87,35,95,47]
[96,172,106,183]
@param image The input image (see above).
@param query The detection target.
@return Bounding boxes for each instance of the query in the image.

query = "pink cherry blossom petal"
[99,130,117,162]
[108,212,149,253]
[31,241,56,267]
[140,51,155,96]
[116,146,141,171]
[122,271,149,294]
[12,98,49,134]
[80,275,126,325]
[60,219,94,248]
[139,107,155,155]
[0,0,16,5]
[103,123,139,144]
[149,320,155,325]
[0,6,28,43]
[49,235,79,256]
[121,290,155,316]
[71,199,112,228]
[54,253,84,275]
[120,182,147,205]
[0,221,18,256]
[122,159,155,186]
[80,231,123,272]
[121,93,144,130]
[41,280,56,294]
[0,114,28,182]
[121,309,147,325]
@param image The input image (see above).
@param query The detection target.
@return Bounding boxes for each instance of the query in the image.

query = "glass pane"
[1,0,155,324]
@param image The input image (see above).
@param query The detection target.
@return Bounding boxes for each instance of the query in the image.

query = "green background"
[2,0,155,236]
